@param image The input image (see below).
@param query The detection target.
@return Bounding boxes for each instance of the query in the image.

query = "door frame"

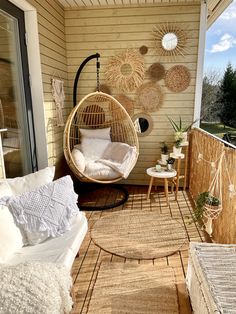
[8,0,48,170]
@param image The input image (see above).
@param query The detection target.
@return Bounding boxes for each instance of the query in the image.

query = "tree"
[217,63,236,127]
[201,69,221,122]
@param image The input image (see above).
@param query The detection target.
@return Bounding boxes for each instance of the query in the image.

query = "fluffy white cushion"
[80,127,111,140]
[71,148,86,172]
[1,175,80,245]
[81,138,110,161]
[3,166,55,195]
[84,160,120,180]
[0,207,23,263]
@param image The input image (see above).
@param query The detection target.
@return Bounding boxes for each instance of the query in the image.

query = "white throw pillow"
[1,175,80,245]
[0,206,23,263]
[71,148,86,172]
[3,166,55,195]
[81,138,110,161]
[80,127,111,140]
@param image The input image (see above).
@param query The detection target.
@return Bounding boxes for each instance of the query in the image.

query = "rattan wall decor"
[104,49,145,92]
[115,94,134,117]
[147,63,165,81]
[136,82,163,112]
[139,45,148,55]
[153,23,187,59]
[165,65,191,92]
[94,84,111,95]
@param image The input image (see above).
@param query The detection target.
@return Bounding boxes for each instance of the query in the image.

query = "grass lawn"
[200,122,236,139]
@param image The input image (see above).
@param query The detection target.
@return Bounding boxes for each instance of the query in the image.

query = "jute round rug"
[91,210,187,259]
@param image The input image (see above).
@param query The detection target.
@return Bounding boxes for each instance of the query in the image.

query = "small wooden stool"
[146,167,177,206]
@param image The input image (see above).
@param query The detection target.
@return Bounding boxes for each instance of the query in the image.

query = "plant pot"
[173,146,182,156]
[182,132,188,143]
[203,203,222,220]
[161,154,168,164]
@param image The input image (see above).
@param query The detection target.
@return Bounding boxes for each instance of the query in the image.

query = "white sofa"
[0,167,88,313]
[7,213,88,270]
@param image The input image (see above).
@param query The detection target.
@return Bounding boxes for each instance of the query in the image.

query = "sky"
[204,0,236,78]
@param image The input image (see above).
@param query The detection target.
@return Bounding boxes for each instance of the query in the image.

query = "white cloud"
[220,2,236,20]
[210,33,236,53]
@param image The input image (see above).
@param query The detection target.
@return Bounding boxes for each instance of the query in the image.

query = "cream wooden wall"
[65,3,201,185]
[26,0,69,169]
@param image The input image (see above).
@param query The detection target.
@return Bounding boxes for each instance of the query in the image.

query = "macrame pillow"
[0,175,80,245]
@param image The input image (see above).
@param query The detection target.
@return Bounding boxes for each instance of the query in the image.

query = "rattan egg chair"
[63,91,139,184]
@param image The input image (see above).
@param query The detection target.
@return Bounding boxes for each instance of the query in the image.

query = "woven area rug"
[87,263,179,314]
[91,210,187,259]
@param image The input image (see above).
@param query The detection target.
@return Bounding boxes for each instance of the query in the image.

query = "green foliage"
[160,142,168,154]
[167,116,197,132]
[192,191,220,222]
[217,63,236,128]
[174,139,182,148]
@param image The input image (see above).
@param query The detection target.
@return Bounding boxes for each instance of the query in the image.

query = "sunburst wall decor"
[153,23,187,59]
[104,49,145,92]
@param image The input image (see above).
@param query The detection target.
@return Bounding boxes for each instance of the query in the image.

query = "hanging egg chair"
[63,54,139,184]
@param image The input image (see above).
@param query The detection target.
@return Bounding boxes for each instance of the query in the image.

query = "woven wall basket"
[104,49,145,92]
[165,65,191,92]
[136,82,163,112]
[115,94,134,117]
[147,63,165,81]
[139,45,148,55]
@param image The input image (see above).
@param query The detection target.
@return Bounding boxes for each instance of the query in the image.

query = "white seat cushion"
[6,213,88,271]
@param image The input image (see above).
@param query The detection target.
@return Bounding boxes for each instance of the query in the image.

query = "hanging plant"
[192,191,222,223]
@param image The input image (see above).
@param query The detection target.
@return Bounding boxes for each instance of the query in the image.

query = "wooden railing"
[189,128,236,244]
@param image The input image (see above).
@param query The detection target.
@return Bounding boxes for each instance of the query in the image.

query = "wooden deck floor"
[71,186,205,314]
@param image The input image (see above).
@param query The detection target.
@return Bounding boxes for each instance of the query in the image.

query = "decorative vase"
[161,154,168,164]
[173,146,182,156]
[167,164,172,171]
[182,132,188,144]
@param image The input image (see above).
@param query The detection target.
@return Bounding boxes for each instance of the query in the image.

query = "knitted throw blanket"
[0,262,73,314]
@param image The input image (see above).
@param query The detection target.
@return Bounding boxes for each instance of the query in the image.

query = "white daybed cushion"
[0,207,23,263]
[2,166,55,195]
[84,160,120,180]
[79,127,111,140]
[0,181,23,263]
[6,213,88,270]
[81,138,110,161]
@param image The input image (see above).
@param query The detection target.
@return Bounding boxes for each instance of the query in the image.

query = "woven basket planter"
[203,203,222,220]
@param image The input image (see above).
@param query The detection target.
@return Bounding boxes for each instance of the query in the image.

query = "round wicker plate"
[136,82,163,112]
[91,210,187,259]
[147,62,165,81]
[165,65,191,92]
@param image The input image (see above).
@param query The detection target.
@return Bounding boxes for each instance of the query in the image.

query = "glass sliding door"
[0,0,37,178]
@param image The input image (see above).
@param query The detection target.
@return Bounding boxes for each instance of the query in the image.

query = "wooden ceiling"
[58,0,232,28]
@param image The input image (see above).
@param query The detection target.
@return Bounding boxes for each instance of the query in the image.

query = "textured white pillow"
[3,166,55,195]
[0,207,23,263]
[81,138,110,161]
[71,148,86,172]
[80,127,111,140]
[1,175,80,245]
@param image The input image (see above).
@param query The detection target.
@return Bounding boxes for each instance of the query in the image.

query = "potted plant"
[160,141,169,164]
[166,157,175,171]
[193,191,221,222]
[173,137,183,156]
[167,116,197,144]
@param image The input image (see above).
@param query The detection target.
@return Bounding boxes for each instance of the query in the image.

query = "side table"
[146,167,177,206]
